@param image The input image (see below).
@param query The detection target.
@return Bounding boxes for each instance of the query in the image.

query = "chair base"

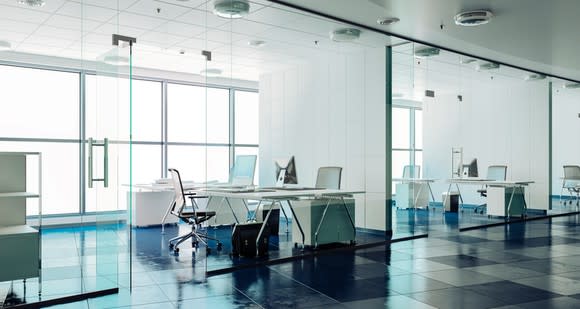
[474,203,486,215]
[169,228,222,254]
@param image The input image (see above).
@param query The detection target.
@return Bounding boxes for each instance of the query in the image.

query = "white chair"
[562,165,580,206]
[315,167,342,189]
[474,165,507,214]
[402,165,421,179]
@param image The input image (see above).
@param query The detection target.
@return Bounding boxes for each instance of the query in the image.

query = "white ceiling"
[276,0,580,83]
[0,0,399,81]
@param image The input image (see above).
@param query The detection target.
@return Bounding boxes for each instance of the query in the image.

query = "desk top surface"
[194,188,365,200]
[447,178,534,186]
[392,178,437,183]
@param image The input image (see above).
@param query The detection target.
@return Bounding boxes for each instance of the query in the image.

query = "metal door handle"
[88,137,109,188]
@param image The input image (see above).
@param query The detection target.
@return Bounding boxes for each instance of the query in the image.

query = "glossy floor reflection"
[4,202,580,308]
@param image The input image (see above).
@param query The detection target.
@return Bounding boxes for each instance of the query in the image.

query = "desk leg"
[161,199,176,234]
[340,197,356,243]
[414,182,424,209]
[427,183,435,209]
[443,183,452,207]
[314,198,333,248]
[506,187,515,218]
[456,183,464,204]
[287,200,305,249]
[225,197,240,223]
[250,200,262,221]
[279,201,290,233]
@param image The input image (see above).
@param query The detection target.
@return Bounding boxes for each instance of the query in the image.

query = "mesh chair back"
[487,165,507,181]
[402,165,421,178]
[315,166,342,189]
[563,165,580,188]
[168,168,186,215]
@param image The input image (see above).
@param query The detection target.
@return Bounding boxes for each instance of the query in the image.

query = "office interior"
[1,0,580,307]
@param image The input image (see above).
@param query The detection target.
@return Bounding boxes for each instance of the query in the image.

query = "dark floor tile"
[428,254,498,268]
[242,284,338,308]
[307,278,397,302]
[514,275,580,295]
[411,287,506,309]
[174,292,260,309]
[504,296,580,309]
[342,295,436,309]
[464,281,560,305]
[508,259,580,275]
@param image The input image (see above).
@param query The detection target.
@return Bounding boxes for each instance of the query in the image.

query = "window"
[235,91,259,145]
[392,106,422,190]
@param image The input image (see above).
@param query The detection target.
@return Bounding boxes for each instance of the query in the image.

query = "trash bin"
[442,192,459,212]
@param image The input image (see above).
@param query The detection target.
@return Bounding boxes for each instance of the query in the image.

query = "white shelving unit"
[0,152,41,282]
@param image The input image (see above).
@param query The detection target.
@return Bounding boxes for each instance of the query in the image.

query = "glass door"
[85,36,134,293]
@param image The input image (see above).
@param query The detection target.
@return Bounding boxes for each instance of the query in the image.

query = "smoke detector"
[476,62,500,71]
[18,0,45,7]
[414,46,440,58]
[330,28,361,42]
[525,73,546,81]
[213,0,250,19]
[454,10,493,26]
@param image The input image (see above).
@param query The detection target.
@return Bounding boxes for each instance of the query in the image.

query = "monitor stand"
[276,168,287,187]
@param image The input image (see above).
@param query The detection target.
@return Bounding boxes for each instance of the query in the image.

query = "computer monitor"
[275,156,297,186]
[230,155,257,186]
[462,158,478,178]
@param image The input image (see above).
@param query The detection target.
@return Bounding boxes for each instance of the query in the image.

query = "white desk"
[199,188,364,252]
[444,178,534,217]
[392,178,436,209]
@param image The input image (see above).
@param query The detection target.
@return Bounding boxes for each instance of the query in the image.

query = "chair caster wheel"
[294,242,298,248]
[217,243,223,251]
[173,248,179,253]
[169,243,174,250]
[206,247,211,254]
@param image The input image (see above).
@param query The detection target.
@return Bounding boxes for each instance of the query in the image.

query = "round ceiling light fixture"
[330,28,361,42]
[454,10,493,26]
[524,73,546,81]
[564,82,580,89]
[476,61,500,71]
[377,17,400,26]
[213,0,250,19]
[18,0,45,7]
[0,40,12,51]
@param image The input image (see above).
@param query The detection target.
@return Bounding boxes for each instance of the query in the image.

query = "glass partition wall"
[391,41,573,232]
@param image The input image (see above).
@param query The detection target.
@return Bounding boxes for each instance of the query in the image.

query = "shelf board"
[0,225,38,236]
[0,192,40,198]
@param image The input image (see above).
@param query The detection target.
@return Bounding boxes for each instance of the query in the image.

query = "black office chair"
[474,165,507,214]
[167,168,222,254]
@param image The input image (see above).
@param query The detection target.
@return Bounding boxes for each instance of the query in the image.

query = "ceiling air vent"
[454,10,493,26]
[564,82,580,89]
[414,46,440,58]
[525,74,546,81]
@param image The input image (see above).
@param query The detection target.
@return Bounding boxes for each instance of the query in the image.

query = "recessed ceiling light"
[248,40,266,47]
[377,17,400,25]
[525,73,546,81]
[0,41,12,51]
[564,82,580,89]
[213,0,250,19]
[454,10,493,26]
[459,56,477,64]
[18,0,45,7]
[330,28,361,42]
[414,46,440,58]
[103,55,129,66]
[476,62,500,71]
[200,68,222,76]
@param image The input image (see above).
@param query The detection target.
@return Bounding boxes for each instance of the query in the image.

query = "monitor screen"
[230,155,257,185]
[275,156,297,185]
[462,158,478,178]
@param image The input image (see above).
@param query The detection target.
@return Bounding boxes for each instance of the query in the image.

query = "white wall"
[422,72,550,210]
[259,48,388,230]
[552,87,580,196]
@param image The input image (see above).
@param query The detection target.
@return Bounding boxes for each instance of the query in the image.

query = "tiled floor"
[3,203,580,308]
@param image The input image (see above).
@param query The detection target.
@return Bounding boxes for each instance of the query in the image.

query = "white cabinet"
[0,152,41,282]
[291,198,355,246]
[395,183,429,209]
[487,186,527,217]
[129,191,178,227]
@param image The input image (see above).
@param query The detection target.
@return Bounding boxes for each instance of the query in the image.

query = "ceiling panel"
[154,0,209,10]
[92,22,148,39]
[69,0,140,11]
[139,31,189,48]
[125,0,191,20]
[245,6,303,26]
[0,31,31,44]
[175,8,230,28]
[33,25,82,41]
[0,0,67,13]
[57,2,118,23]
[21,35,74,48]
[155,21,206,39]
[16,42,64,55]
[174,37,224,51]
[0,4,51,24]
[0,19,39,35]
[44,15,101,33]
[217,19,274,36]
[116,11,168,30]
